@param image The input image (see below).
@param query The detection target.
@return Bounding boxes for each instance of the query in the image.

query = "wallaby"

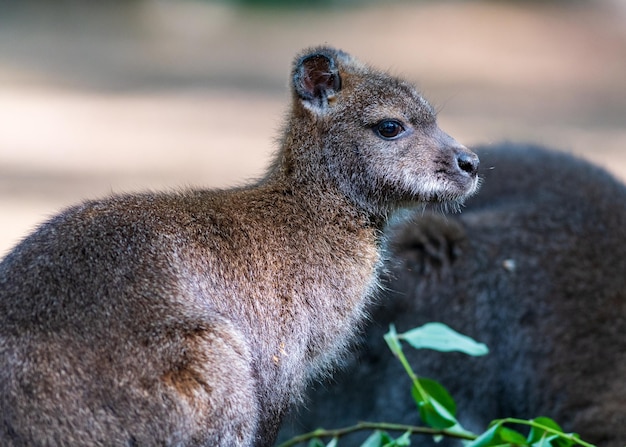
[0,47,479,446]
[278,143,626,447]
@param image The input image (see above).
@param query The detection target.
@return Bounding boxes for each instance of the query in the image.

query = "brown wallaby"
[278,143,626,447]
[0,47,479,446]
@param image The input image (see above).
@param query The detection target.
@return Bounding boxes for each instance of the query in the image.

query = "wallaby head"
[274,46,479,218]
[0,46,478,447]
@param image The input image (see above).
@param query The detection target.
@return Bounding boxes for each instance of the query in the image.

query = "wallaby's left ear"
[293,48,342,113]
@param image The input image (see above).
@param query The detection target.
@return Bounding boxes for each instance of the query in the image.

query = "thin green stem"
[275,421,477,447]
[392,334,429,402]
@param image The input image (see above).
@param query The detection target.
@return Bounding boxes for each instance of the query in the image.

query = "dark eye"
[375,120,404,140]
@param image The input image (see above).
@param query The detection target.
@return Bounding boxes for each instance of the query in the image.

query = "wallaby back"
[279,143,626,447]
[0,47,479,446]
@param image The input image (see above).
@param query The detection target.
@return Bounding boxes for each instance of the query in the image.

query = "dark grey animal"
[0,47,479,446]
[279,144,626,447]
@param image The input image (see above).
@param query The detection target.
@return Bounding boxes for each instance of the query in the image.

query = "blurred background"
[1,0,625,255]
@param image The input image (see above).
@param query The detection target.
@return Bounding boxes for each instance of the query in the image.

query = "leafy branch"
[278,322,597,447]
[275,421,475,447]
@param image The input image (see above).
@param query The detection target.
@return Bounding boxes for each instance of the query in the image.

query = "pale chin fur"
[402,173,480,211]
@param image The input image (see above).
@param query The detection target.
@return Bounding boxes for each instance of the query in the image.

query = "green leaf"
[550,439,571,447]
[465,422,502,447]
[562,432,584,447]
[384,324,403,357]
[410,378,459,430]
[361,430,392,447]
[443,423,477,439]
[360,431,380,447]
[397,431,412,446]
[384,431,411,447]
[416,399,458,429]
[533,417,564,432]
[530,438,550,447]
[418,378,457,417]
[307,438,326,447]
[499,426,527,445]
[399,323,489,356]
[325,438,339,447]
[527,417,564,444]
[410,381,427,406]
[531,435,575,447]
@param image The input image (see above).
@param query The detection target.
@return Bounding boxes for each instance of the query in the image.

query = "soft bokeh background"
[1,0,625,256]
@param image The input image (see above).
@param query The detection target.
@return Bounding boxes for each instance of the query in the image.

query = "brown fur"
[0,47,478,446]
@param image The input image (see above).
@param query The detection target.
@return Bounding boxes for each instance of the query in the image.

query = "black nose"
[456,150,479,177]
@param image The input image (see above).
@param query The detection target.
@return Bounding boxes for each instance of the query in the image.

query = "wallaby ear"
[293,50,342,113]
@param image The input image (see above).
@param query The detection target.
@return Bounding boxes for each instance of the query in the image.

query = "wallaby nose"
[456,150,480,177]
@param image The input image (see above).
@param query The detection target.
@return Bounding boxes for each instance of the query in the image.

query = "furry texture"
[0,47,479,446]
[279,143,626,447]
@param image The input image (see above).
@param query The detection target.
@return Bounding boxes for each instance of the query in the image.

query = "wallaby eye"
[375,120,404,140]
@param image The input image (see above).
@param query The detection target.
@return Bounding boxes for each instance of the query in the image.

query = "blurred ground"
[1,0,625,255]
